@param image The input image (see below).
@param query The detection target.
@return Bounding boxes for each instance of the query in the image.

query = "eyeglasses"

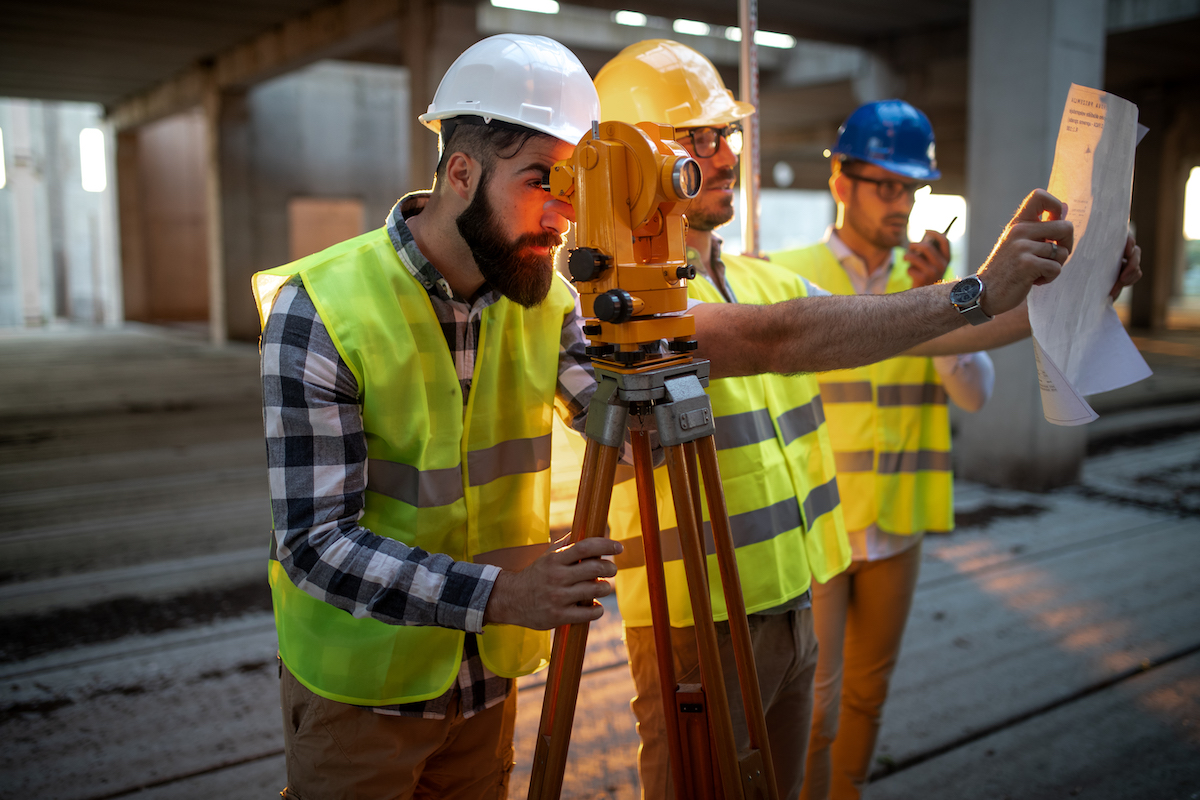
[677,124,743,158]
[843,172,927,202]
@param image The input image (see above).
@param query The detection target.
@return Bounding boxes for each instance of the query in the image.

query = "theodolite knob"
[568,248,612,282]
[594,289,635,323]
[676,265,696,280]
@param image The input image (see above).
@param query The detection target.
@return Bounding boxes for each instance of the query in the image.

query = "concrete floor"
[0,324,1197,800]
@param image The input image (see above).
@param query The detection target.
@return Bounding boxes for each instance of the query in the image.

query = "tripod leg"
[664,444,743,800]
[528,436,621,800]
[683,440,705,569]
[629,428,690,798]
[696,435,779,800]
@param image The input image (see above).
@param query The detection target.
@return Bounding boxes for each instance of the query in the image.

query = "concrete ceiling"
[565,0,969,44]
[0,0,334,106]
[0,0,969,109]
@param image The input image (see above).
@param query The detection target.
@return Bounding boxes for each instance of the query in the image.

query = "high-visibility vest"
[608,253,850,629]
[252,228,574,705]
[770,243,953,536]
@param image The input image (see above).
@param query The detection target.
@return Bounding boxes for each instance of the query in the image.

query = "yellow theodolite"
[547,119,702,368]
[529,120,779,800]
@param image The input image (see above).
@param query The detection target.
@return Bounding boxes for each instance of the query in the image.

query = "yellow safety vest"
[769,243,953,536]
[252,227,574,705]
[609,253,850,629]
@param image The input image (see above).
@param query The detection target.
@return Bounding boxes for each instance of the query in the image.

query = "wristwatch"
[949,275,993,325]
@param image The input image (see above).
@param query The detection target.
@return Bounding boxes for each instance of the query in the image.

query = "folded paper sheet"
[1028,83,1152,425]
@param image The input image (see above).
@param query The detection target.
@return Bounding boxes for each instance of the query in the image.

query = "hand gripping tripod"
[525,352,779,800]
[526,119,779,800]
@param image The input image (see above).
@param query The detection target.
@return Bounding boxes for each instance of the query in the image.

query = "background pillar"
[956,0,1106,490]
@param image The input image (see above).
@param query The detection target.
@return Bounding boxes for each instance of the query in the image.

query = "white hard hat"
[419,34,599,146]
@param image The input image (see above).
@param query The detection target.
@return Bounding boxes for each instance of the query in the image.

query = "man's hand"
[1110,233,1142,300]
[484,535,622,630]
[906,230,951,287]
[976,189,1074,317]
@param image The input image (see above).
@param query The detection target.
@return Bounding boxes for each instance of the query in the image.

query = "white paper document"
[1033,338,1098,425]
[1028,83,1152,425]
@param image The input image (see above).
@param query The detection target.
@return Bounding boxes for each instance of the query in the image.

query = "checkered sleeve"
[555,290,596,436]
[261,279,499,634]
[555,288,661,466]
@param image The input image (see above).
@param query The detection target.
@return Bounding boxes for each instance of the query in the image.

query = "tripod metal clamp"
[654,372,715,447]
[584,372,631,448]
[587,361,715,448]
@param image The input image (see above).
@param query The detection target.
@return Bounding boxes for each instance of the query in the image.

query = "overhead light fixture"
[613,10,647,26]
[490,0,559,14]
[755,30,796,48]
[724,27,797,48]
[673,19,711,36]
[80,128,107,193]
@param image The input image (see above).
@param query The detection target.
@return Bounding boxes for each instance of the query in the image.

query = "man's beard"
[686,167,737,232]
[868,214,911,250]
[456,169,562,308]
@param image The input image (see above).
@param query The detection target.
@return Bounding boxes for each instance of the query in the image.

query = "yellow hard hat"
[595,39,755,129]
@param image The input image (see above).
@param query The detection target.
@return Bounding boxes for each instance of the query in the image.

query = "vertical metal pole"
[738,0,761,258]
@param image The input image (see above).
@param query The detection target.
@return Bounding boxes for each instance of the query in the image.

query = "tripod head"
[547,120,702,369]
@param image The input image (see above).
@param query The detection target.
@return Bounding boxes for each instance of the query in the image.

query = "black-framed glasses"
[844,172,927,202]
[677,124,743,158]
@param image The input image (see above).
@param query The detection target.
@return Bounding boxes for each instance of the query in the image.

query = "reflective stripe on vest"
[770,242,954,536]
[366,433,551,504]
[253,228,573,705]
[609,254,850,629]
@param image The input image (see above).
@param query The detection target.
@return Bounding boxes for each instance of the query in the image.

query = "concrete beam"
[106,0,403,132]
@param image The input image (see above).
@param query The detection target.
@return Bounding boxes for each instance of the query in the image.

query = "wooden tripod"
[527,359,779,800]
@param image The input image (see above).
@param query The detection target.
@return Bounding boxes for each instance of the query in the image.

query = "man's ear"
[444,151,481,202]
[830,168,852,206]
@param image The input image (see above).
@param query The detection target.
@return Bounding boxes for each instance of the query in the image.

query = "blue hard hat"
[831,99,941,181]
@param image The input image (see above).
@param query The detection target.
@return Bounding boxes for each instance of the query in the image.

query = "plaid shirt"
[261,193,596,718]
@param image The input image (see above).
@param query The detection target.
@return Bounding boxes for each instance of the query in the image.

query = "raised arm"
[696,189,1073,378]
[907,232,1142,356]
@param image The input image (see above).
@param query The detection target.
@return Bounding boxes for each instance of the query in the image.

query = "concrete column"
[957,0,1106,491]
[216,88,256,343]
[115,129,148,322]
[204,78,228,346]
[97,119,123,328]
[402,0,437,193]
[7,101,53,327]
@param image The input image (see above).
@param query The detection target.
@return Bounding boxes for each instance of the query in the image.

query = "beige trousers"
[279,665,517,800]
[801,543,922,800]
[626,608,819,800]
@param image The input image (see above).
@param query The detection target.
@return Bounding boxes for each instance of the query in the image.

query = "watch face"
[951,275,983,305]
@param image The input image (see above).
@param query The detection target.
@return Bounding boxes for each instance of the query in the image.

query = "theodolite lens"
[673,158,702,200]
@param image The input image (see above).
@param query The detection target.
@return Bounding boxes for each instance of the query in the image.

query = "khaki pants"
[279,665,517,800]
[801,544,922,800]
[626,608,819,800]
